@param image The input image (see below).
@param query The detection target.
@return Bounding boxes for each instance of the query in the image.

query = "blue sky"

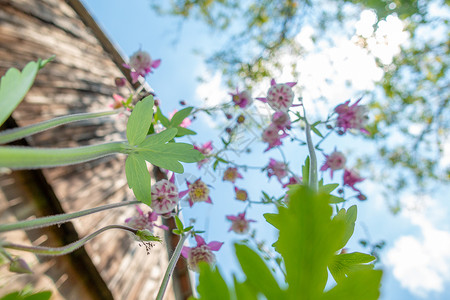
[82,1,450,299]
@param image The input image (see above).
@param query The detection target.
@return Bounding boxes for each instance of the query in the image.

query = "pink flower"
[114,77,127,87]
[223,167,243,183]
[234,187,248,201]
[110,94,125,109]
[262,123,288,152]
[194,141,213,168]
[267,159,288,182]
[169,109,192,128]
[272,111,291,130]
[226,212,256,234]
[179,178,212,207]
[124,50,161,83]
[150,176,180,214]
[320,149,346,178]
[343,168,365,193]
[256,79,297,111]
[125,206,169,232]
[334,99,369,134]
[282,176,301,188]
[229,88,252,108]
[181,235,223,272]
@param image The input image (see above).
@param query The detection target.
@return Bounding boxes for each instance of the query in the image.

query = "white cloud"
[385,195,450,297]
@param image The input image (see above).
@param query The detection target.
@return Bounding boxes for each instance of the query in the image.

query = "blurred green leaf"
[329,252,376,283]
[197,263,231,300]
[331,205,357,250]
[322,269,382,300]
[302,156,310,186]
[127,96,154,146]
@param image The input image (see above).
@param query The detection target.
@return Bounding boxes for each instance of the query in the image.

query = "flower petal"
[207,241,224,251]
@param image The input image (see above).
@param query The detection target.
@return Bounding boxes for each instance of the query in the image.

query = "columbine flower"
[267,159,288,182]
[230,88,252,108]
[234,187,248,201]
[194,141,213,169]
[169,109,192,128]
[226,212,256,234]
[179,179,212,207]
[256,79,297,111]
[282,176,301,188]
[320,149,346,179]
[181,235,223,272]
[124,50,161,83]
[150,176,180,214]
[223,167,243,183]
[272,111,291,131]
[125,206,168,231]
[343,168,364,193]
[262,123,288,152]
[114,77,127,87]
[110,94,125,109]
[334,99,369,134]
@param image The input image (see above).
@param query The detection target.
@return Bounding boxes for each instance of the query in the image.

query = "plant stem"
[0,141,131,169]
[0,110,121,144]
[1,225,137,256]
[0,200,140,232]
[303,108,318,191]
[156,232,190,300]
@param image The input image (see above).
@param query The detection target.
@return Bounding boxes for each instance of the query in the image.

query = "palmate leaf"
[329,252,376,283]
[0,58,53,127]
[125,154,151,206]
[126,96,154,146]
[331,205,357,251]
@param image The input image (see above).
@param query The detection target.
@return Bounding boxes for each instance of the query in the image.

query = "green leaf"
[329,252,376,283]
[268,185,345,299]
[125,154,152,205]
[24,291,52,300]
[0,60,43,127]
[329,195,345,204]
[170,107,193,127]
[126,96,154,146]
[302,156,310,186]
[331,205,357,250]
[176,126,197,137]
[155,106,170,127]
[235,243,284,299]
[311,125,323,138]
[233,276,258,300]
[319,183,339,194]
[140,128,178,147]
[196,263,231,300]
[175,215,184,231]
[322,269,382,300]
[138,142,204,173]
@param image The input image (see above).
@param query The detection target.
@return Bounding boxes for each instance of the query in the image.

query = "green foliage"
[0,287,51,300]
[154,106,196,137]
[125,154,152,205]
[0,57,53,127]
[127,96,155,146]
[194,186,382,299]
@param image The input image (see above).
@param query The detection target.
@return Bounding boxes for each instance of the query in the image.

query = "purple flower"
[150,176,180,214]
[320,149,346,179]
[234,187,248,201]
[230,88,252,108]
[272,111,291,131]
[223,167,243,183]
[194,141,213,169]
[256,79,297,111]
[114,77,127,87]
[124,50,161,83]
[226,212,256,234]
[334,99,369,134]
[267,159,288,182]
[343,168,365,193]
[179,178,212,207]
[181,235,223,272]
[125,206,169,232]
[262,123,288,152]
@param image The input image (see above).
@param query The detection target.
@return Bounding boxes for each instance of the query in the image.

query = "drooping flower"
[124,50,161,83]
[262,123,288,152]
[125,206,169,232]
[230,88,252,108]
[266,159,288,182]
[181,235,223,272]
[272,111,291,131]
[343,168,365,193]
[320,149,346,178]
[334,99,369,134]
[169,109,192,128]
[256,79,297,111]
[223,167,243,183]
[150,177,180,214]
[282,176,301,188]
[179,178,212,207]
[226,212,256,234]
[193,141,213,168]
[110,94,125,109]
[234,187,248,201]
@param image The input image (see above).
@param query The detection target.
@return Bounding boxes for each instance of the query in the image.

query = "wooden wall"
[0,0,183,299]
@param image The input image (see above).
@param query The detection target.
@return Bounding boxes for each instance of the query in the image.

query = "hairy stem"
[0,141,131,169]
[156,232,190,300]
[1,225,137,256]
[0,200,140,232]
[0,110,121,144]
